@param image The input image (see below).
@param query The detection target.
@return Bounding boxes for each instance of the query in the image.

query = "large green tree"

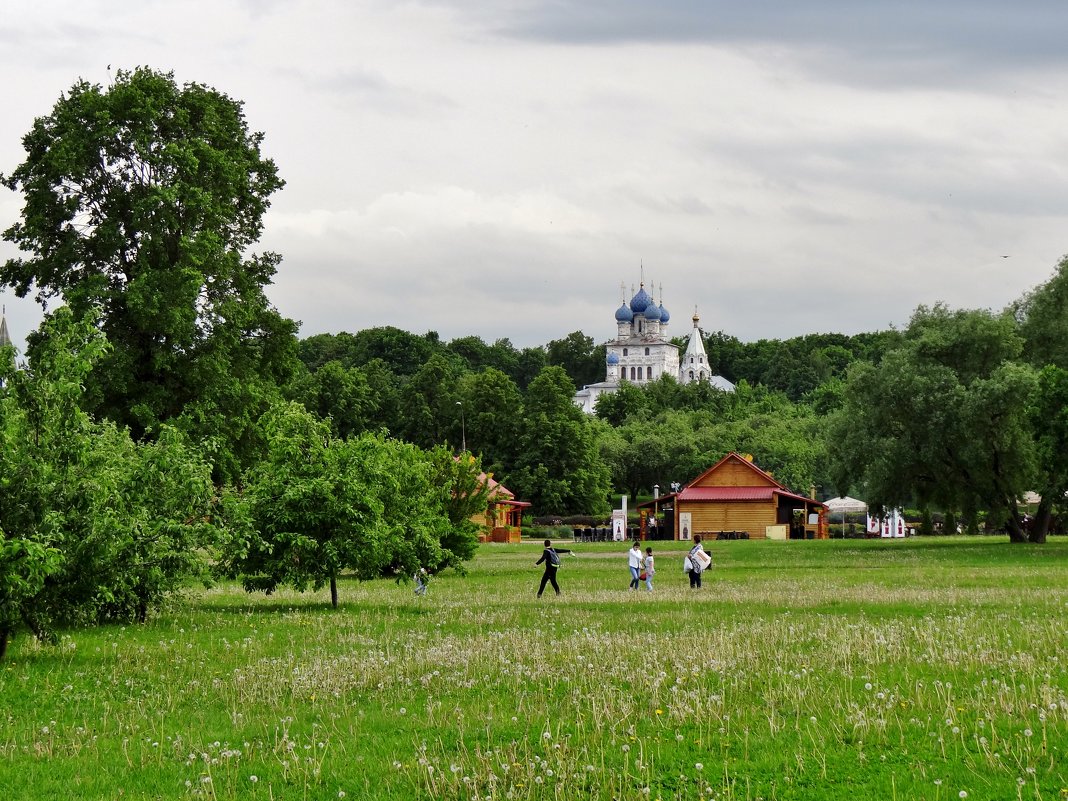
[511,366,611,515]
[829,305,1040,541]
[287,359,373,439]
[453,368,524,473]
[1,67,297,480]
[0,308,216,658]
[1015,254,1068,540]
[546,331,604,390]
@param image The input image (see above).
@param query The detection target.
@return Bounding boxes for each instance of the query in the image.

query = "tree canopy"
[0,308,216,658]
[218,402,486,607]
[1,67,297,480]
[829,305,1041,540]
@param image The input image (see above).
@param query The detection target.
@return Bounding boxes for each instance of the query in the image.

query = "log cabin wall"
[680,500,778,539]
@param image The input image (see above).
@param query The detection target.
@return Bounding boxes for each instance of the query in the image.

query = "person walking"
[686,535,707,589]
[535,539,573,597]
[642,547,655,592]
[627,541,643,589]
[413,567,429,596]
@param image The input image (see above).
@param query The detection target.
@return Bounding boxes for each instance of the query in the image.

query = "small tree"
[221,402,484,607]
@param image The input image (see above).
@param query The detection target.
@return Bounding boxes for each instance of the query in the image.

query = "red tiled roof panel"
[679,487,776,501]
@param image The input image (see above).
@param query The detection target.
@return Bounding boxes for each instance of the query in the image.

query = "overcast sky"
[2,1,1067,355]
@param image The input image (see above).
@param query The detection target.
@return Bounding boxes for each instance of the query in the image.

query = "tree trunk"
[330,576,338,609]
[1030,497,1053,544]
[1006,520,1028,543]
[1005,500,1028,543]
[0,628,9,662]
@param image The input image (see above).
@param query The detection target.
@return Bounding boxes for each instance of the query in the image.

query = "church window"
[644,347,650,356]
[630,366,636,380]
[699,356,704,363]
[690,357,694,364]
[647,366,652,379]
[622,348,628,356]
[689,370,694,380]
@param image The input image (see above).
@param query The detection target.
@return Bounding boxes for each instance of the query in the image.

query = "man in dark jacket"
[535,539,573,597]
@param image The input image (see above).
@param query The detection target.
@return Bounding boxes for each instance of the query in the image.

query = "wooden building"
[472,472,531,543]
[670,452,826,541]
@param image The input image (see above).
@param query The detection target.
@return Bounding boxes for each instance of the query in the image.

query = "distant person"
[628,541,643,589]
[535,539,573,597]
[685,535,706,589]
[642,547,655,592]
[413,567,429,596]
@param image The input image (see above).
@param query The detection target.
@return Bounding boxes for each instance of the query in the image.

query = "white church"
[573,281,735,413]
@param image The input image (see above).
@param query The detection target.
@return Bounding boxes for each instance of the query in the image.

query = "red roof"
[678,486,825,506]
[679,486,776,502]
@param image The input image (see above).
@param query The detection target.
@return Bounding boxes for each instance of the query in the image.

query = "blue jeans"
[629,566,640,589]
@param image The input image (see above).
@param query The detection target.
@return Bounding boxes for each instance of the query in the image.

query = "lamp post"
[455,401,466,453]
[652,484,660,537]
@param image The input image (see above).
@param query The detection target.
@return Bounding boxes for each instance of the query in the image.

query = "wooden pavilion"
[472,472,531,543]
[668,452,827,541]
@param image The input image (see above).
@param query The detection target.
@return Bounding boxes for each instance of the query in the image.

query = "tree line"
[1,67,1065,658]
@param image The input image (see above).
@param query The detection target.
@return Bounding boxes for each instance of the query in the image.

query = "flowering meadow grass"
[3,536,1068,800]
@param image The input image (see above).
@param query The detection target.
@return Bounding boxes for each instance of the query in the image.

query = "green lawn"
[3,537,1067,800]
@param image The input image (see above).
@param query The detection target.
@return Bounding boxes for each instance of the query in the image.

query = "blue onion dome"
[658,303,670,323]
[630,284,653,313]
[644,302,662,322]
[614,303,634,322]
[606,351,620,365]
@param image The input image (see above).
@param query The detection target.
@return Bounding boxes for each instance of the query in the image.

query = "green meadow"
[3,537,1067,800]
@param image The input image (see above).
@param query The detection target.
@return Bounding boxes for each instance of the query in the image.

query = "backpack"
[548,549,561,567]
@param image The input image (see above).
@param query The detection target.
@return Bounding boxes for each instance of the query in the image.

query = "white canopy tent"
[824,496,868,537]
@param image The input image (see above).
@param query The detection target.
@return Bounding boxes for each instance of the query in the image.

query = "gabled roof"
[678,485,824,506]
[679,486,775,501]
[686,451,784,490]
[678,452,825,508]
[478,470,513,501]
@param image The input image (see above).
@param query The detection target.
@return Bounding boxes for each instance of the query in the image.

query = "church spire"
[0,306,10,351]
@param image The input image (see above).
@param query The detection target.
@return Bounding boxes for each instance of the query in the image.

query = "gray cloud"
[2,0,1066,356]
[458,1,1068,89]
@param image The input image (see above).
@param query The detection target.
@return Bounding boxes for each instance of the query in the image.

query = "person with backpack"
[535,539,573,597]
[685,535,708,589]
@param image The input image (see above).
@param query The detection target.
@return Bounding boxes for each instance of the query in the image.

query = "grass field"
[3,537,1067,800]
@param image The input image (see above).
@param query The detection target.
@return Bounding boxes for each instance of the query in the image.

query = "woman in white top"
[643,547,655,592]
[627,541,643,589]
